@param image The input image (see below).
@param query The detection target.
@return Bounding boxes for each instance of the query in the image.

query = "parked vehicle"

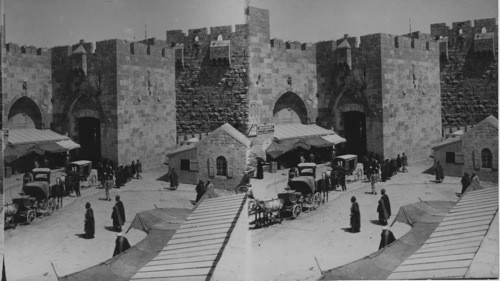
[66,160,99,189]
[5,168,56,228]
[278,163,321,218]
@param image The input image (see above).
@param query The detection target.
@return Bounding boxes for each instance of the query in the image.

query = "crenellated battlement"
[431,18,497,38]
[269,38,315,52]
[166,24,247,45]
[5,42,50,57]
[357,33,438,52]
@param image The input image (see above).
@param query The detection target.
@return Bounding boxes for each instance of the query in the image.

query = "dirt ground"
[4,168,196,281]
[249,159,470,281]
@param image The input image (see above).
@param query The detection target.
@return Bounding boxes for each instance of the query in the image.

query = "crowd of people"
[95,159,143,190]
[362,153,408,195]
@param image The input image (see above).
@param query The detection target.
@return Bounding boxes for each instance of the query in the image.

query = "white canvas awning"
[56,139,81,150]
[321,134,346,145]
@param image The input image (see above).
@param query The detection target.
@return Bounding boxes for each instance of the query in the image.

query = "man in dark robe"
[434,161,444,183]
[195,180,206,203]
[84,202,95,239]
[339,167,347,191]
[401,153,408,172]
[113,233,131,257]
[378,227,396,249]
[169,168,179,190]
[350,196,360,232]
[256,159,264,179]
[461,172,471,195]
[377,189,391,225]
[112,196,126,231]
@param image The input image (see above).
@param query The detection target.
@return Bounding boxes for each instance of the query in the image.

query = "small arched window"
[458,28,463,35]
[217,34,223,41]
[216,156,227,176]
[481,148,492,168]
[481,27,487,33]
[194,36,199,42]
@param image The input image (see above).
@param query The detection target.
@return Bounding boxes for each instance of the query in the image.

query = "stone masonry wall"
[3,44,52,129]
[116,39,176,169]
[381,34,442,161]
[316,35,384,157]
[51,40,119,163]
[462,121,498,183]
[431,19,498,128]
[167,24,249,140]
[197,130,249,190]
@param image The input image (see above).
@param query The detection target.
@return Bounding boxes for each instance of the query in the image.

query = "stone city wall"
[380,33,442,161]
[167,23,249,139]
[3,43,52,129]
[431,19,498,128]
[116,39,176,168]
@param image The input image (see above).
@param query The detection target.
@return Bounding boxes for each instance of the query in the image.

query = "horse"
[253,198,284,227]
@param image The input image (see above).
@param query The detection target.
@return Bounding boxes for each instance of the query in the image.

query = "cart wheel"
[26,210,36,224]
[292,204,302,218]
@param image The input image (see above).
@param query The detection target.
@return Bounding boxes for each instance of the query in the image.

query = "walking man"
[84,202,95,239]
[195,179,206,203]
[169,168,179,190]
[350,196,361,233]
[401,153,408,173]
[461,172,471,195]
[377,189,391,225]
[112,196,126,232]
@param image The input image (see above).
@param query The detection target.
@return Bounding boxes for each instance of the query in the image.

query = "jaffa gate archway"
[343,111,367,156]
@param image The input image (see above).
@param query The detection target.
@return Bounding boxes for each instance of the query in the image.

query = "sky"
[2,0,498,47]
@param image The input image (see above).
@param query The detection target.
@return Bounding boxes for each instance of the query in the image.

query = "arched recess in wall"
[66,94,106,161]
[272,92,308,125]
[7,96,44,129]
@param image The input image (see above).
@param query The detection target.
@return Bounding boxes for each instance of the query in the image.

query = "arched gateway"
[273,92,308,124]
[7,96,43,129]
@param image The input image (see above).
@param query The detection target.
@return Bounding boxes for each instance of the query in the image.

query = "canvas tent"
[319,200,456,280]
[57,208,191,281]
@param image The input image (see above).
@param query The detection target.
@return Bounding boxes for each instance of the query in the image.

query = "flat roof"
[388,187,499,279]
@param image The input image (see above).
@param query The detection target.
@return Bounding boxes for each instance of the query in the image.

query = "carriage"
[331,154,363,181]
[5,168,56,228]
[278,163,321,218]
[66,160,99,189]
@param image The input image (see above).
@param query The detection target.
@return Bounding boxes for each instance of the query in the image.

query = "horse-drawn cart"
[67,160,99,189]
[279,163,321,218]
[5,168,56,228]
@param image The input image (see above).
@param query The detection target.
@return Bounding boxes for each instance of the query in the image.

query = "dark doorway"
[343,111,367,156]
[77,117,101,161]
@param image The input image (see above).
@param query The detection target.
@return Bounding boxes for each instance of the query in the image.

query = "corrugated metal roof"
[8,129,70,145]
[388,187,499,280]
[130,194,246,280]
[274,124,337,140]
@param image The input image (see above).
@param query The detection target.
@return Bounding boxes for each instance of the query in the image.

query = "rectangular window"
[445,152,455,164]
[180,159,190,171]
[189,160,199,171]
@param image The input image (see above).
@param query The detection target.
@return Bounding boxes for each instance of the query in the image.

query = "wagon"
[278,163,321,218]
[67,160,99,189]
[5,168,56,227]
[332,154,363,181]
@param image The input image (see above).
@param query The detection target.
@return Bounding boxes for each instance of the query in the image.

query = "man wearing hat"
[113,232,131,257]
[471,172,480,185]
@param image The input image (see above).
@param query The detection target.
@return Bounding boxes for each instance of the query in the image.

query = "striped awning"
[8,129,70,145]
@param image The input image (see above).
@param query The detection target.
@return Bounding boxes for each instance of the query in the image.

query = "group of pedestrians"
[194,179,213,203]
[83,196,131,257]
[97,159,142,189]
[364,153,409,195]
[349,188,392,234]
[460,171,480,195]
[83,195,126,239]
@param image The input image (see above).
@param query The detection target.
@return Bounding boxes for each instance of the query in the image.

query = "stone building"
[2,35,176,168]
[196,123,251,190]
[432,115,498,182]
[2,6,496,174]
